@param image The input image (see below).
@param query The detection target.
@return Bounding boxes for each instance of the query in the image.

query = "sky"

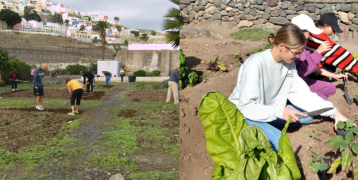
[51,0,177,33]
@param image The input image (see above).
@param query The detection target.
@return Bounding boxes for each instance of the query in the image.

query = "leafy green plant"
[306,130,321,140]
[325,120,358,177]
[337,119,357,133]
[218,61,227,71]
[152,82,161,89]
[234,52,243,63]
[133,70,146,77]
[162,79,169,88]
[308,151,330,173]
[199,91,301,179]
[66,64,87,74]
[135,82,145,89]
[188,72,198,87]
[179,49,189,89]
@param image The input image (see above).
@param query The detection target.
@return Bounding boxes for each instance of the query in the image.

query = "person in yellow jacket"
[119,68,125,83]
[66,78,85,116]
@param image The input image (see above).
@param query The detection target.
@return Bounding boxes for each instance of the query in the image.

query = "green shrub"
[145,71,153,76]
[231,28,274,41]
[89,62,97,74]
[163,79,169,88]
[135,82,145,89]
[1,59,32,84]
[133,70,146,77]
[66,64,88,75]
[152,82,161,89]
[152,70,161,76]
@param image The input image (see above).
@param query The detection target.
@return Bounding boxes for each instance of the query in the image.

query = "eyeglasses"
[285,47,302,58]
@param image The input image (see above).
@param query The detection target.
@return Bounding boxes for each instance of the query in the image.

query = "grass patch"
[231,28,275,41]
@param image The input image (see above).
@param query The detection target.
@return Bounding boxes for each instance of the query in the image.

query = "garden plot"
[2,89,105,100]
[180,24,358,180]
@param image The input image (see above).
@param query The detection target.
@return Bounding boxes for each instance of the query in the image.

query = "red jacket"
[9,71,18,80]
[306,33,358,73]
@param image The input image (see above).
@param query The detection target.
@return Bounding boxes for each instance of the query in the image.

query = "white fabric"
[292,14,323,35]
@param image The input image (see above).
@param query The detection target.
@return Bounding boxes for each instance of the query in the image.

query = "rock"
[241,0,247,3]
[223,0,232,5]
[229,21,238,28]
[200,19,207,24]
[189,14,195,21]
[256,5,266,11]
[221,4,227,9]
[249,9,257,16]
[249,0,257,5]
[109,174,125,180]
[316,4,325,8]
[352,18,358,24]
[244,2,251,8]
[307,6,316,13]
[349,12,355,21]
[278,9,286,17]
[182,8,189,14]
[181,0,191,4]
[202,28,221,38]
[193,20,200,24]
[298,11,309,15]
[235,3,244,10]
[352,4,358,14]
[265,22,274,29]
[269,17,288,25]
[296,5,304,11]
[287,15,295,21]
[234,15,241,23]
[213,13,222,20]
[265,7,271,14]
[213,0,221,7]
[297,1,304,5]
[239,14,246,20]
[253,24,265,29]
[238,20,254,28]
[233,8,239,12]
[193,6,199,12]
[207,6,217,14]
[267,0,279,7]
[319,7,332,15]
[308,13,318,21]
[220,10,228,15]
[244,8,250,14]
[255,19,268,24]
[196,11,205,17]
[263,13,271,20]
[274,25,282,31]
[226,7,233,11]
[198,6,206,11]
[339,12,349,24]
[222,16,229,21]
[281,3,291,9]
[199,0,208,6]
[246,15,254,21]
[271,10,279,17]
[350,24,358,31]
[210,20,222,26]
[228,11,235,16]
[340,4,352,12]
[336,4,341,11]
[198,17,204,21]
[353,30,358,41]
[315,8,320,14]
[257,0,264,5]
[229,16,235,21]
[228,1,236,7]
[285,10,295,15]
[203,14,213,19]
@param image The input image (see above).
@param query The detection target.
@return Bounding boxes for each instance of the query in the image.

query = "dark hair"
[65,78,72,84]
[267,24,306,49]
[315,22,330,28]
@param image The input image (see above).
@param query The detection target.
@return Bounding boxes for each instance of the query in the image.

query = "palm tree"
[92,20,111,60]
[140,33,149,42]
[64,19,69,51]
[162,0,179,48]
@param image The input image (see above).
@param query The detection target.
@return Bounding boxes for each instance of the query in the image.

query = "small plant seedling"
[234,52,243,63]
[314,135,318,140]
[318,132,322,135]
[308,151,330,174]
[218,61,227,72]
[202,76,207,80]
[306,130,313,137]
[355,92,358,99]
[188,72,198,87]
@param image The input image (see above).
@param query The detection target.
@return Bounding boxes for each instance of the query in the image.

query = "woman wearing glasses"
[228,24,349,151]
[292,14,347,100]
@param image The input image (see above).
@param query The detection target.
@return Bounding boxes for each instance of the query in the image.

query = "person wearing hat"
[119,68,125,83]
[305,13,358,78]
[292,14,347,100]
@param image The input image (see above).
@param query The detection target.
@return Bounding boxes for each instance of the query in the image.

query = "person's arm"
[314,67,348,81]
[295,50,323,78]
[33,69,39,88]
[229,61,285,122]
[9,72,12,81]
[68,86,72,95]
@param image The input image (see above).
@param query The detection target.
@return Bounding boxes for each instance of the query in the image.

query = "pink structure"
[128,44,179,50]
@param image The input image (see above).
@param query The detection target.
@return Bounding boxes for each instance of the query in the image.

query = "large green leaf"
[340,141,350,152]
[346,131,354,143]
[199,92,248,177]
[351,141,358,154]
[319,163,328,171]
[325,136,345,148]
[346,119,354,128]
[352,127,358,134]
[337,121,345,130]
[312,162,320,173]
[342,152,353,170]
[327,158,341,174]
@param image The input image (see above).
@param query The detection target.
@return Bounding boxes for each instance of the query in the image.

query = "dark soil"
[118,109,137,118]
[4,108,85,113]
[0,109,78,152]
[2,89,105,100]
[127,90,167,102]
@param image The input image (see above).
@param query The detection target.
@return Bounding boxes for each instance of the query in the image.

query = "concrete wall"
[128,44,180,50]
[114,50,179,76]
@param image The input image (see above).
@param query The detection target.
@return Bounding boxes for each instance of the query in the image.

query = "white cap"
[291,14,322,35]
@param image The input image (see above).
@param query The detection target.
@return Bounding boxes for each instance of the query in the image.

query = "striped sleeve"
[307,33,358,73]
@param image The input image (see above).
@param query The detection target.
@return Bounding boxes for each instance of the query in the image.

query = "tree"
[114,16,120,23]
[53,12,63,24]
[24,6,33,20]
[162,0,179,48]
[27,11,41,22]
[130,30,139,37]
[124,40,128,46]
[151,30,157,36]
[115,24,122,33]
[64,19,70,50]
[92,20,111,60]
[92,37,98,44]
[0,9,21,28]
[80,24,85,31]
[140,33,149,42]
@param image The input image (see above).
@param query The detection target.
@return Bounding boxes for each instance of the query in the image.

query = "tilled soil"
[128,90,168,102]
[180,24,358,180]
[2,89,105,100]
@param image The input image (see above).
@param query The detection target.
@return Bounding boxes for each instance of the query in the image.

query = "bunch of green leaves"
[234,52,243,63]
[208,58,220,72]
[152,82,161,89]
[308,151,330,173]
[325,120,358,177]
[133,70,146,77]
[135,82,145,89]
[179,49,189,89]
[337,119,357,132]
[162,79,169,88]
[306,130,322,140]
[218,61,227,71]
[199,91,301,180]
[188,72,198,87]
[66,63,88,74]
